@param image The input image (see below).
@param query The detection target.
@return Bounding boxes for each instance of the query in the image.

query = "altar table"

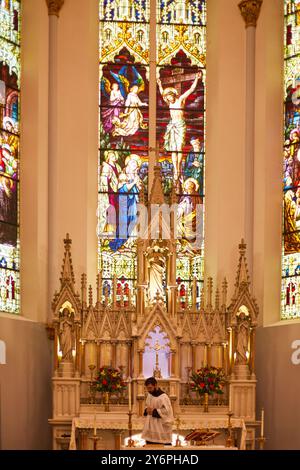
[69,412,247,450]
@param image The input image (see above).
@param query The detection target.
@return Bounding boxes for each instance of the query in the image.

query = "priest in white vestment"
[141,377,174,445]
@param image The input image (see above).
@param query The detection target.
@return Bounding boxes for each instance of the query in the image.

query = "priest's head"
[145,377,158,394]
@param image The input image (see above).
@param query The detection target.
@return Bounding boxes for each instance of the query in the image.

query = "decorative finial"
[234,239,250,290]
[215,288,220,311]
[46,0,65,17]
[64,233,72,249]
[60,233,75,288]
[149,165,165,205]
[239,0,263,28]
[239,238,247,254]
[89,285,93,306]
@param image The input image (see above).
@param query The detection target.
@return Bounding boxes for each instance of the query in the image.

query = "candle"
[128,377,132,412]
[261,408,264,438]
[93,414,97,437]
[87,343,96,367]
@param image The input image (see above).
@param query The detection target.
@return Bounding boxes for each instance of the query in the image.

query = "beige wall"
[0,316,52,449]
[256,323,300,449]
[49,0,99,299]
[20,0,49,323]
[205,0,246,292]
[254,0,283,327]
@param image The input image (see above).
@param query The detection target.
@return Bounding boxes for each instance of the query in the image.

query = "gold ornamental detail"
[46,0,65,17]
[239,0,263,28]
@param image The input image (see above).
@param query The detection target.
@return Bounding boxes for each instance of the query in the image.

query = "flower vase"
[104,392,110,412]
[203,393,209,413]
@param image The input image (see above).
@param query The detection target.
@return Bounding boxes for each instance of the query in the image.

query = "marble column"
[53,326,59,373]
[75,323,80,376]
[191,342,197,371]
[45,0,65,314]
[238,0,263,281]
[148,0,157,189]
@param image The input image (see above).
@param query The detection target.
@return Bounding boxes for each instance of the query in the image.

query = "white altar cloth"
[69,412,247,450]
[122,445,238,451]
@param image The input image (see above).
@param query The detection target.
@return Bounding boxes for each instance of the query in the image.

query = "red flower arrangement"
[95,366,126,393]
[190,367,226,396]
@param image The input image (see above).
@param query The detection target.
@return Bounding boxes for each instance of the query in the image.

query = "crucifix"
[160,68,198,97]
[147,340,166,379]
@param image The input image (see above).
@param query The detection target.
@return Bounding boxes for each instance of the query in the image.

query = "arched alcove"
[143,326,170,379]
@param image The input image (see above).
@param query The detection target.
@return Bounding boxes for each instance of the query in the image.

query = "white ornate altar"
[48,170,261,451]
[68,411,246,450]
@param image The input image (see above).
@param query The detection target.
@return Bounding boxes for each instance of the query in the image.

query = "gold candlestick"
[256,436,266,450]
[88,364,97,405]
[90,435,100,451]
[175,416,182,447]
[225,411,234,448]
[127,410,135,447]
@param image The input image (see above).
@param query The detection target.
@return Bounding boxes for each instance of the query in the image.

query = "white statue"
[235,312,249,365]
[148,250,165,302]
[59,309,75,362]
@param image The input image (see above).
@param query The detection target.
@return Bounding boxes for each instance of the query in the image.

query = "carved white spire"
[234,239,250,296]
[60,234,76,291]
[149,166,165,205]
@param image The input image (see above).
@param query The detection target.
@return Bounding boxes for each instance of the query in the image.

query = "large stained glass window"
[0,0,21,313]
[98,0,150,303]
[98,1,206,305]
[157,0,206,307]
[282,0,300,319]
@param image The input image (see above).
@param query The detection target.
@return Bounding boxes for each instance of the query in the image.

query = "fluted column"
[54,327,59,373]
[75,324,80,375]
[250,328,256,377]
[238,0,263,281]
[80,340,85,376]
[191,342,197,371]
[46,0,65,314]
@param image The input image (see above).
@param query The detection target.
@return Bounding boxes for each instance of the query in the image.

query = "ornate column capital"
[46,0,65,17]
[239,0,263,28]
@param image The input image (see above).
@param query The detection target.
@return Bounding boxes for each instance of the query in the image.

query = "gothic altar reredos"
[49,170,260,451]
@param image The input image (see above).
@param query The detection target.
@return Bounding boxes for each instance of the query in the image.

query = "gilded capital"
[239,0,263,28]
[46,0,65,17]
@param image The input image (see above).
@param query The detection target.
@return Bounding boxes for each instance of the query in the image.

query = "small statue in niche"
[59,308,75,362]
[235,312,250,365]
[147,242,168,303]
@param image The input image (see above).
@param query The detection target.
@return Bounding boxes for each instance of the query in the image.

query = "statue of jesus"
[148,251,165,302]
[157,71,202,181]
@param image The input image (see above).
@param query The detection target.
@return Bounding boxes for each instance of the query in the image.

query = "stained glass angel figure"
[112,66,148,137]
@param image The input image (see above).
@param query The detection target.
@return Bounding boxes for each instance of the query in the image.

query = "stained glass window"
[98,0,149,304]
[0,0,21,313]
[282,0,300,319]
[157,0,206,307]
[98,0,206,305]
